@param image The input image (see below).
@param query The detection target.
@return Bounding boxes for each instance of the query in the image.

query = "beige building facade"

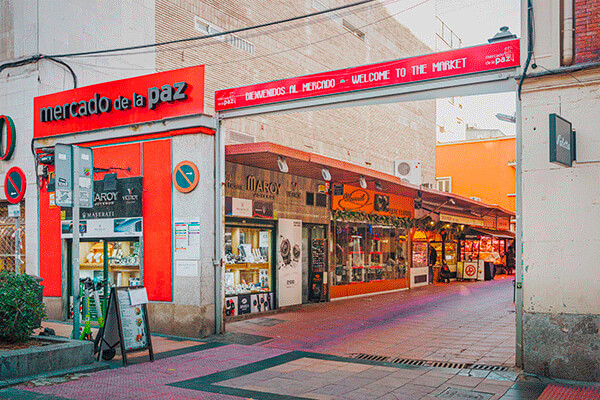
[519,0,600,381]
[156,0,437,184]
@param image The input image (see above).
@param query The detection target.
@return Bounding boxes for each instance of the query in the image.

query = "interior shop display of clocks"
[224,226,272,296]
[79,240,141,286]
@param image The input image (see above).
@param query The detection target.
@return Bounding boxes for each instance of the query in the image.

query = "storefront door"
[67,237,141,320]
[302,224,327,303]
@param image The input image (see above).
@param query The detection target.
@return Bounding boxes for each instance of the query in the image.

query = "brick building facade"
[574,0,600,63]
[156,0,436,183]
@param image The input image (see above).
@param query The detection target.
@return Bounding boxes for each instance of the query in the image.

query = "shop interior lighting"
[321,167,331,181]
[359,176,367,189]
[374,180,382,190]
[277,156,288,173]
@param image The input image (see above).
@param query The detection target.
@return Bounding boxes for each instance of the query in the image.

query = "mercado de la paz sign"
[33,65,205,138]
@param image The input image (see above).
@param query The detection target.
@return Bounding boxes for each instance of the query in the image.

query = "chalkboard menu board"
[98,286,154,366]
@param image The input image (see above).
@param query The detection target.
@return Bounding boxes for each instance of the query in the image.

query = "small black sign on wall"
[549,113,576,167]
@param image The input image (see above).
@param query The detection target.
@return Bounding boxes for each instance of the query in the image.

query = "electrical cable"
[67,0,404,61]
[517,0,534,100]
[205,0,430,69]
[45,0,378,59]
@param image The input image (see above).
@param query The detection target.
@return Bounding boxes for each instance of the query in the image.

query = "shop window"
[333,223,408,286]
[79,240,141,287]
[224,226,272,296]
[306,192,315,206]
[315,193,327,207]
[0,201,25,274]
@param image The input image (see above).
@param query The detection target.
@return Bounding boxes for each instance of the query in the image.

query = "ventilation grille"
[390,358,466,369]
[348,354,509,372]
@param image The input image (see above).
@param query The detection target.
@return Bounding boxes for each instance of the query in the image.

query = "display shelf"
[80,263,139,268]
[225,262,269,270]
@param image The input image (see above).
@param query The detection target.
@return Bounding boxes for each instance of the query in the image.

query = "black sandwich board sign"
[97,286,154,365]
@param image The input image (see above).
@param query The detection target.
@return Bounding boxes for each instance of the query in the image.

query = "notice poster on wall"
[277,218,302,307]
[174,218,201,259]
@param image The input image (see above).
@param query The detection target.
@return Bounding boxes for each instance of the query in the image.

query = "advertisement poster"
[61,177,142,238]
[277,218,302,307]
[116,289,148,351]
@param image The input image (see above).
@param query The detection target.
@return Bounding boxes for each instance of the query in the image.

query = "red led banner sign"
[215,39,520,112]
[34,65,205,138]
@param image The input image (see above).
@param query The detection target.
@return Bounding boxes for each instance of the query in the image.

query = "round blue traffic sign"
[4,166,26,204]
[173,161,199,193]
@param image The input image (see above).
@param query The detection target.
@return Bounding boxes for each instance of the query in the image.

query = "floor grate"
[390,358,467,369]
[349,353,390,362]
[348,354,509,372]
[467,364,509,372]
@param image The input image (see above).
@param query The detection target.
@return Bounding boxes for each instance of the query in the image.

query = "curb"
[0,361,110,389]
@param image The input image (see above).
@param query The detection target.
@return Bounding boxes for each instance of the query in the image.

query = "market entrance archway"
[213,39,523,364]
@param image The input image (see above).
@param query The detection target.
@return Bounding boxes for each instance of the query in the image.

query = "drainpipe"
[562,0,574,65]
[515,91,524,368]
[214,115,225,334]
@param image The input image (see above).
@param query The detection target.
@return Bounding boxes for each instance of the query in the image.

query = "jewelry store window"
[224,225,274,316]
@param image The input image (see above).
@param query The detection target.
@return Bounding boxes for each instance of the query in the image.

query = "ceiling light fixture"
[277,156,288,173]
[359,176,367,189]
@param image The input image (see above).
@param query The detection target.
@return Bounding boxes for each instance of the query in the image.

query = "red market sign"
[4,166,26,204]
[0,115,16,160]
[215,39,520,111]
[33,65,205,138]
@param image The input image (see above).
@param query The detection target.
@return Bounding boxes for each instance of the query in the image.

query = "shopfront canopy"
[226,142,515,222]
[465,227,516,239]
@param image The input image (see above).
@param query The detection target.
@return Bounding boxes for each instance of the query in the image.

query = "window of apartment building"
[342,19,365,40]
[194,16,254,54]
[229,130,255,144]
[436,177,451,192]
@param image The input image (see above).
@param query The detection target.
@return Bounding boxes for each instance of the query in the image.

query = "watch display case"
[224,226,272,297]
[79,240,141,287]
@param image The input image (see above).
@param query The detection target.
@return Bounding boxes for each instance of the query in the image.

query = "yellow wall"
[436,137,516,212]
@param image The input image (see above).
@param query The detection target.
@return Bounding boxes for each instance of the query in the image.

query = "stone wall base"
[523,312,600,382]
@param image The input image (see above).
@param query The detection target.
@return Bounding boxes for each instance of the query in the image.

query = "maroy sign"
[216,39,520,111]
[34,65,205,138]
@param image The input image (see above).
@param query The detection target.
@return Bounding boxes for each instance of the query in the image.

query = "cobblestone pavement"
[2,277,598,399]
[228,276,516,367]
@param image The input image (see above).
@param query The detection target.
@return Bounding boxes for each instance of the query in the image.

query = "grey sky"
[386,0,520,138]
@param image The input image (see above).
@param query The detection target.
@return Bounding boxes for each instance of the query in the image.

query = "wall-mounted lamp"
[277,156,288,173]
[449,198,456,205]
[321,167,331,181]
[359,176,367,189]
[374,180,382,191]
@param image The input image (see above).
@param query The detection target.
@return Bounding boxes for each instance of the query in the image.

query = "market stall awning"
[466,227,515,239]
[226,142,515,221]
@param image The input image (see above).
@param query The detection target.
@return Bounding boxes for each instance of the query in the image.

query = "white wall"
[171,134,215,307]
[1,0,156,275]
[521,73,600,315]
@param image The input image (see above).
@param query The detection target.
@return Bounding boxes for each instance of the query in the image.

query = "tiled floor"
[3,276,594,399]
[229,276,516,366]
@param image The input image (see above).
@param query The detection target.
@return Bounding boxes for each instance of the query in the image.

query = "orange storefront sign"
[332,184,413,218]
